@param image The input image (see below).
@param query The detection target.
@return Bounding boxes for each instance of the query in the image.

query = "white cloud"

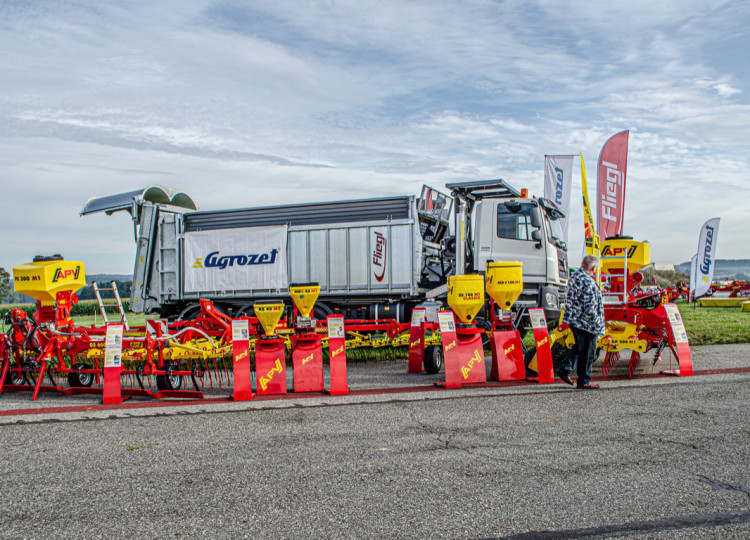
[0,0,749,275]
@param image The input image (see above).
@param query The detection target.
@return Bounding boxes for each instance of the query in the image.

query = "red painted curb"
[2,366,749,418]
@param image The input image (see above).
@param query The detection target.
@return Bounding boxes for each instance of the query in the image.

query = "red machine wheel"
[67,362,94,387]
[7,362,27,385]
[156,363,183,391]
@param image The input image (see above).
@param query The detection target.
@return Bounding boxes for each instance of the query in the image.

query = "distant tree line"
[0,268,10,304]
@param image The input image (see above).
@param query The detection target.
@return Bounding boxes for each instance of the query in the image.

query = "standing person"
[556,255,605,389]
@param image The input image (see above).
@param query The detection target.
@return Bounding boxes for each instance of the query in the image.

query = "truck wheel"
[235,304,255,317]
[313,303,332,321]
[67,362,94,387]
[177,304,201,321]
[424,345,443,374]
[156,363,183,391]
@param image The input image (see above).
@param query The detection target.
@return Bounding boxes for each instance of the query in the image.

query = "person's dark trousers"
[558,326,598,386]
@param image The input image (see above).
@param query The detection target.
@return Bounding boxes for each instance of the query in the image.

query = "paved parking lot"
[1,344,749,538]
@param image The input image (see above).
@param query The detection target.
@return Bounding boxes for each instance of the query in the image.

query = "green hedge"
[0,299,130,319]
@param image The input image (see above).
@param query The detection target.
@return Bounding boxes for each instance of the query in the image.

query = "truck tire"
[236,304,255,317]
[424,345,443,374]
[177,303,201,321]
[313,303,332,321]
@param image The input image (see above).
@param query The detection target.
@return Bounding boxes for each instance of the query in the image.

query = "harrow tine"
[627,351,640,378]
[221,356,230,389]
[602,351,621,378]
[206,357,215,391]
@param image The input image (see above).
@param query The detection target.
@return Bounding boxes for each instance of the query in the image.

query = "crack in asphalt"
[699,475,750,497]
[492,508,750,539]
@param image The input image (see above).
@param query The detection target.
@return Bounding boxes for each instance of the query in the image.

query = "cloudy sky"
[1,0,748,275]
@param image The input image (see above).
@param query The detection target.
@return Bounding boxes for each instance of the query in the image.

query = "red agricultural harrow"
[0,256,417,402]
[708,280,750,298]
[0,271,239,402]
[540,236,693,378]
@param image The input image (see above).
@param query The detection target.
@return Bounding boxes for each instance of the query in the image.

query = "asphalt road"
[1,345,750,539]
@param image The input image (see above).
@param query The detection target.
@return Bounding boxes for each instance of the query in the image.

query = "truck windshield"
[546,215,565,248]
[496,205,535,241]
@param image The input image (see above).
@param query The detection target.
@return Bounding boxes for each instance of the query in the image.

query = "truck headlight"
[545,292,558,309]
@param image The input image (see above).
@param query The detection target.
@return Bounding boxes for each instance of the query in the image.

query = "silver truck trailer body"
[82,180,566,325]
[129,196,434,319]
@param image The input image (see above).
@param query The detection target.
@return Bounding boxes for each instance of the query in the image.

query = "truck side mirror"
[530,207,542,228]
[531,229,543,249]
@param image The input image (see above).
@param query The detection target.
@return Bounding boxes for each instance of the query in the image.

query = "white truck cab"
[447,180,568,323]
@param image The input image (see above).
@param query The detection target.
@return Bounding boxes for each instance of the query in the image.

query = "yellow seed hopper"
[485,261,523,310]
[447,274,484,324]
[289,283,321,319]
[13,256,86,306]
[599,237,650,274]
[254,303,285,336]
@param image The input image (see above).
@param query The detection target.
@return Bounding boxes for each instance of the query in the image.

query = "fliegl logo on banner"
[371,229,387,283]
[600,161,623,224]
[192,249,279,270]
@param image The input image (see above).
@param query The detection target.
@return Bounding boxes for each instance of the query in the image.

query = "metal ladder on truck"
[93,281,130,331]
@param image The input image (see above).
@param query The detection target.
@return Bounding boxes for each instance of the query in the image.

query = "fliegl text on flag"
[596,130,629,240]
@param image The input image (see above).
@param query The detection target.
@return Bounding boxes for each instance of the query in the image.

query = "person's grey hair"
[581,255,598,271]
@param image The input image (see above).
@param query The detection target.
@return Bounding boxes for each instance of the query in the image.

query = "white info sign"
[327,317,345,339]
[104,325,124,368]
[664,304,688,344]
[528,308,548,330]
[438,311,456,333]
[232,319,250,342]
[411,309,426,328]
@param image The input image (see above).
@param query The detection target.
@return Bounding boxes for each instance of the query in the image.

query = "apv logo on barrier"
[460,349,483,379]
[259,359,284,391]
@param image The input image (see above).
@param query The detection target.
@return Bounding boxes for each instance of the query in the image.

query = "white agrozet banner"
[184,226,288,293]
[694,218,720,298]
[543,155,574,243]
[689,254,698,300]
